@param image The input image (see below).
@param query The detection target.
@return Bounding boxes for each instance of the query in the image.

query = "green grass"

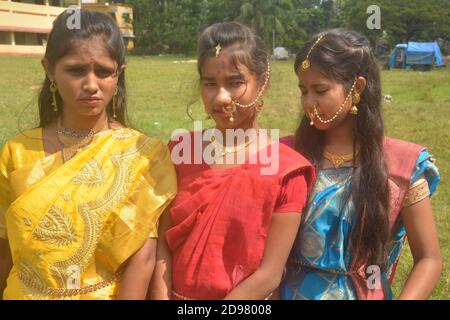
[0,56,448,299]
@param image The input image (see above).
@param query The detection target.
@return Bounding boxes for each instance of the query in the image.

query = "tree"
[237,0,293,50]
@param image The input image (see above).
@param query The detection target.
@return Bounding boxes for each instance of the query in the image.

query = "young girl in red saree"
[149,22,315,300]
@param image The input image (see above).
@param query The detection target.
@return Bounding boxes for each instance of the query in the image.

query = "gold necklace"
[56,118,96,163]
[323,147,360,169]
[210,129,261,158]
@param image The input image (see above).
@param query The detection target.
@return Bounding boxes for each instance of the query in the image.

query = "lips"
[213,109,231,118]
[78,97,102,104]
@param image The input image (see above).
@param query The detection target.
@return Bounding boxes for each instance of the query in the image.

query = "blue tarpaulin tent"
[406,42,444,66]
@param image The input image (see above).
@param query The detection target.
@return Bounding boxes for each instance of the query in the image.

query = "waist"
[6,268,123,299]
[289,258,357,276]
[172,290,197,300]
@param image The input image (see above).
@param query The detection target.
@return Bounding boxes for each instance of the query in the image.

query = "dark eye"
[230,81,244,87]
[68,67,84,75]
[96,68,114,78]
[203,82,216,87]
[316,89,328,95]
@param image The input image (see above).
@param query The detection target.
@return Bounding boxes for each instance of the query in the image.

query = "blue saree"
[280,149,440,300]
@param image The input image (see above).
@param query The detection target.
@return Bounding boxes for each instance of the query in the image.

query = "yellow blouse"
[0,127,177,299]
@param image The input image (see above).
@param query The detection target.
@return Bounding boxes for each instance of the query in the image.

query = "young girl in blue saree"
[280,29,442,300]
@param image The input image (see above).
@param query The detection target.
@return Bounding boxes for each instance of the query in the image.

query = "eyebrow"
[63,61,115,70]
[201,74,244,81]
[298,82,330,88]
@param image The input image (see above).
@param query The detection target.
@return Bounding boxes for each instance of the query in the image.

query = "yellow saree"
[0,127,177,299]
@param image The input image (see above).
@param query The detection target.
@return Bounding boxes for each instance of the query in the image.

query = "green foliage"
[122,0,449,55]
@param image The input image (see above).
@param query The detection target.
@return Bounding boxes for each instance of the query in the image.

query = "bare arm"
[116,238,157,300]
[0,238,12,299]
[397,197,442,299]
[223,212,301,300]
[147,210,173,300]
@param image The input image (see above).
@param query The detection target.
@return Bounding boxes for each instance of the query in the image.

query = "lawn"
[0,56,448,299]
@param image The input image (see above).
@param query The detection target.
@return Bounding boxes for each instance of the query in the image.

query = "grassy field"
[0,56,448,299]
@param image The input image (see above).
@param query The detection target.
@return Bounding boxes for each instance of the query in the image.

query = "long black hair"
[38,9,127,128]
[294,28,390,271]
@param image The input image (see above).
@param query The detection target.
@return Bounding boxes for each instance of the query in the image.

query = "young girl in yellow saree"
[0,10,176,300]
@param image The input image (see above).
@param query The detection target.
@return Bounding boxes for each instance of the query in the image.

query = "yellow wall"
[81,3,135,50]
[0,1,135,55]
[0,0,67,55]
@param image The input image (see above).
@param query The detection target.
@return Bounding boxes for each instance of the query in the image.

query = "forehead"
[57,37,116,66]
[297,67,333,85]
[200,52,251,77]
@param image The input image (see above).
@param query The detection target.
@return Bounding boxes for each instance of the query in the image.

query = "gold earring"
[50,81,58,112]
[349,92,359,115]
[255,99,264,117]
[112,87,118,118]
[309,103,318,126]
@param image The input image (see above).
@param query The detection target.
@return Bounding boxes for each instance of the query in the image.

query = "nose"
[302,95,317,113]
[82,71,99,94]
[215,87,232,106]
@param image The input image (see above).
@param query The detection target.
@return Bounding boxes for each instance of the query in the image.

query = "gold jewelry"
[210,129,261,158]
[56,118,96,163]
[50,81,58,112]
[349,105,358,115]
[349,92,360,115]
[313,79,358,124]
[301,33,326,71]
[215,43,222,57]
[112,86,118,118]
[323,147,360,169]
[255,99,264,117]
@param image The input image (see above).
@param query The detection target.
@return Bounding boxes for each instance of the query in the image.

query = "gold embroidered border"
[289,258,357,276]
[403,178,429,208]
[172,290,195,300]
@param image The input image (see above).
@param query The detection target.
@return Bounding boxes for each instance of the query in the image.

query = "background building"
[0,0,134,56]
[80,1,134,50]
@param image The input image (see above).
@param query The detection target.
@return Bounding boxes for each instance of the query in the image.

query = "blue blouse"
[280,150,440,300]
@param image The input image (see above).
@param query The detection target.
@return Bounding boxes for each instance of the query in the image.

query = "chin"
[77,106,106,118]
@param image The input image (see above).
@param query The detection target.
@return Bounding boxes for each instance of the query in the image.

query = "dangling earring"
[309,103,318,126]
[255,99,264,117]
[112,87,118,118]
[50,81,58,112]
[349,92,360,115]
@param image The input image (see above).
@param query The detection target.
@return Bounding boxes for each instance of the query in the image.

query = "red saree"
[166,132,315,299]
